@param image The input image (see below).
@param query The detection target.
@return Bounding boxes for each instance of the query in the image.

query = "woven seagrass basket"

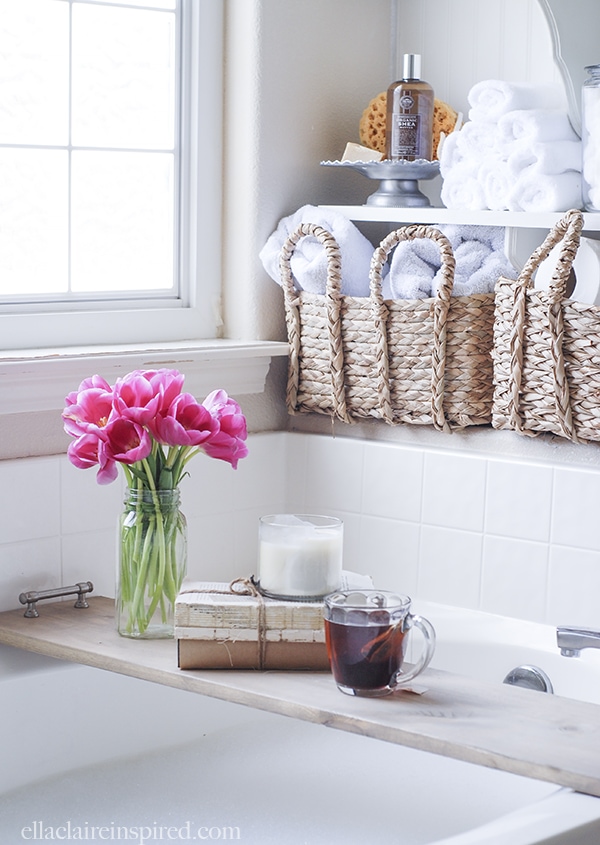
[491,208,600,443]
[280,222,496,431]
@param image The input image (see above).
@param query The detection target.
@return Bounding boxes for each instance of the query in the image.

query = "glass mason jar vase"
[116,486,187,639]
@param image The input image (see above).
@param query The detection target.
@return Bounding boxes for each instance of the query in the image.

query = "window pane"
[72,4,176,150]
[0,148,68,295]
[0,0,69,145]
[71,151,174,294]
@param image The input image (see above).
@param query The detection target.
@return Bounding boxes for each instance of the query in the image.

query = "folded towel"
[467,80,562,123]
[454,120,501,164]
[432,251,515,297]
[387,236,440,300]
[440,224,506,255]
[508,170,582,212]
[478,156,513,211]
[440,162,487,210]
[389,225,516,299]
[498,109,580,145]
[439,130,466,178]
[259,204,374,296]
[507,140,583,177]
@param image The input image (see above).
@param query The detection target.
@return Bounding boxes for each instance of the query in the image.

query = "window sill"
[0,339,289,415]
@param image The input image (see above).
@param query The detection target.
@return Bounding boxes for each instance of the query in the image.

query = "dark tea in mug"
[324,618,407,692]
[323,590,436,697]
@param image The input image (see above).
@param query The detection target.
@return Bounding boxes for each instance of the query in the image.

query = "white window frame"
[0,0,223,352]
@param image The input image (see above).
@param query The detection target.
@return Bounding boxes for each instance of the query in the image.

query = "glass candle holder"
[257,514,343,601]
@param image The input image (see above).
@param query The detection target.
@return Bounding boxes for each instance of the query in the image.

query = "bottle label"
[390,113,420,158]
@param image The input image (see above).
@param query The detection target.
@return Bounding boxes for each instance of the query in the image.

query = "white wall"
[1,431,599,632]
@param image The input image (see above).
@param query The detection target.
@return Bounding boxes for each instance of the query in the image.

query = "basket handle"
[278,223,350,423]
[516,208,583,301]
[370,225,456,432]
[506,209,584,442]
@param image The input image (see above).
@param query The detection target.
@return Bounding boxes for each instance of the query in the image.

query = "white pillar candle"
[258,515,343,599]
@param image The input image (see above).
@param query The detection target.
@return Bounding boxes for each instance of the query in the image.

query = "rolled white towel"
[259,204,374,296]
[508,170,582,212]
[507,140,583,177]
[498,109,579,145]
[441,162,487,210]
[440,224,506,255]
[478,156,513,211]
[437,252,517,297]
[454,121,500,164]
[439,130,466,178]
[388,236,441,300]
[437,225,516,295]
[467,80,563,123]
[388,225,517,300]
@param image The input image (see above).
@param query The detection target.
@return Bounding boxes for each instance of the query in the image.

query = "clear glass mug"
[323,590,436,697]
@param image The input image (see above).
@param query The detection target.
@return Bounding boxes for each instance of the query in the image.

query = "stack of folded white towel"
[260,206,517,300]
[440,80,583,212]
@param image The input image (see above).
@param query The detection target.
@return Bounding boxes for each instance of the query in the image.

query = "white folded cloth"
[507,140,583,176]
[259,204,374,296]
[478,156,512,211]
[454,120,503,164]
[388,225,516,299]
[440,162,488,210]
[467,80,562,123]
[498,109,580,145]
[508,170,582,212]
[387,236,440,300]
[439,130,466,177]
[434,224,517,295]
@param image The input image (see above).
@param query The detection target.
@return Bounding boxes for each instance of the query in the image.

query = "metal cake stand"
[320,159,440,208]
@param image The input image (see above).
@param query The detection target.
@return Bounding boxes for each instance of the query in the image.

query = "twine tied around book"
[180,576,268,669]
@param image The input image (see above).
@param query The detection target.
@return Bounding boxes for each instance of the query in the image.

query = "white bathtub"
[1,601,600,845]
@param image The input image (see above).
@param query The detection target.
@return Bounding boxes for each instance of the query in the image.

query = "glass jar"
[582,64,600,211]
[116,487,187,639]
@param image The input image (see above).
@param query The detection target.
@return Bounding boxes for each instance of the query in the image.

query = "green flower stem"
[117,450,187,638]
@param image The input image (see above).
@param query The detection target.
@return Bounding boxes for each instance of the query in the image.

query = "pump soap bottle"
[386,53,434,162]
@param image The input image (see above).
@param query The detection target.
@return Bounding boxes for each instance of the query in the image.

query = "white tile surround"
[1,430,600,630]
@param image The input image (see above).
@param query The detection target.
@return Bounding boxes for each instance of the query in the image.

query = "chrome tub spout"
[557,626,600,657]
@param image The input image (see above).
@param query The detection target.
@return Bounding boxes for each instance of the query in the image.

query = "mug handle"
[392,614,436,688]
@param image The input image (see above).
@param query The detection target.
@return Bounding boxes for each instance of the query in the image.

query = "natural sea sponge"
[359,92,458,160]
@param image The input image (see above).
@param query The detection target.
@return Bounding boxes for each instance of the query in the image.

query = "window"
[0,0,223,350]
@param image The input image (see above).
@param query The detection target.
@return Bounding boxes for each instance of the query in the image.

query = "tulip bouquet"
[63,369,248,637]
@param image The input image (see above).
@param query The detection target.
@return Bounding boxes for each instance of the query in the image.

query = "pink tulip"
[202,389,248,468]
[62,383,114,439]
[103,417,153,465]
[112,370,162,426]
[145,369,185,413]
[112,369,185,426]
[64,375,112,406]
[152,392,219,446]
[67,433,119,485]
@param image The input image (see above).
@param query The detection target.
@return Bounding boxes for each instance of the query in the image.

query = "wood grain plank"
[1,597,600,797]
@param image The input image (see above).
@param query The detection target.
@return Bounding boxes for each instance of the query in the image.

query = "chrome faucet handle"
[556,625,600,657]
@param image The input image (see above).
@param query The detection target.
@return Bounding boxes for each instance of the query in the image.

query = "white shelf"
[321,205,600,231]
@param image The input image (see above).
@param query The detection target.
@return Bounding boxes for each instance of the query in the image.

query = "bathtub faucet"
[556,626,600,657]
